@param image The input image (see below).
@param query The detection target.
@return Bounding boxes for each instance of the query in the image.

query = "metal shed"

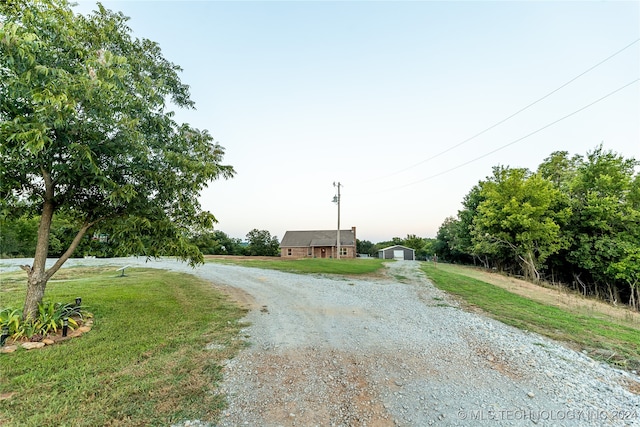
[377,245,415,261]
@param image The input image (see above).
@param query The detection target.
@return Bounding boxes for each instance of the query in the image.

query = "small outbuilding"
[377,245,415,261]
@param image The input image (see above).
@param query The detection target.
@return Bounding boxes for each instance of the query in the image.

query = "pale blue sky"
[74,0,640,243]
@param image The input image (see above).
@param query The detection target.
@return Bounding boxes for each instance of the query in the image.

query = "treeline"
[433,145,639,310]
[191,228,280,257]
[0,218,281,258]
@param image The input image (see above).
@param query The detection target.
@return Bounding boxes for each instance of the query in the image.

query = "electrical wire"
[361,77,640,195]
[362,38,640,183]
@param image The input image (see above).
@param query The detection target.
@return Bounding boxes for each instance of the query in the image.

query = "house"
[377,245,415,261]
[280,227,357,258]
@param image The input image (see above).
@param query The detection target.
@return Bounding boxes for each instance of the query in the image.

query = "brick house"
[280,227,357,258]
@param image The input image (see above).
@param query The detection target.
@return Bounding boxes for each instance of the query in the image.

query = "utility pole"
[333,182,342,259]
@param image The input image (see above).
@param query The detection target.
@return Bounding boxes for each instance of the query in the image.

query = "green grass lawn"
[0,267,247,427]
[421,263,640,370]
[206,256,389,275]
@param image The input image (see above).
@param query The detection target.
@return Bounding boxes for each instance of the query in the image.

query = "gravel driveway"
[3,257,639,426]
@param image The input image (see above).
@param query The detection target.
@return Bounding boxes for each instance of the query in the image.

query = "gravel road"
[3,257,639,426]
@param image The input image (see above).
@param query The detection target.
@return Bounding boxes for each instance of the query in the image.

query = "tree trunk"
[630,284,639,312]
[22,217,94,320]
[519,251,540,283]
[23,169,55,320]
[23,273,48,320]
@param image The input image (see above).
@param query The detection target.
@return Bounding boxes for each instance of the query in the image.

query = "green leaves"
[468,167,568,280]
[435,145,639,308]
[2,0,235,316]
[245,229,280,257]
[0,301,84,339]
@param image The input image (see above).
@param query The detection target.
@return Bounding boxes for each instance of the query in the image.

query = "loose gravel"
[2,257,639,426]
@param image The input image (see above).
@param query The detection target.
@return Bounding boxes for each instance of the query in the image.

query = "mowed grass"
[421,263,640,370]
[205,256,388,275]
[0,267,247,427]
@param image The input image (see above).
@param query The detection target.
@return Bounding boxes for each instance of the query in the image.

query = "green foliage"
[434,216,473,264]
[0,301,84,339]
[434,145,639,310]
[401,234,436,259]
[564,146,639,291]
[471,166,569,280]
[1,0,234,315]
[537,150,579,190]
[1,212,118,258]
[0,308,22,335]
[245,229,280,256]
[0,216,39,257]
[190,230,244,255]
[356,239,376,256]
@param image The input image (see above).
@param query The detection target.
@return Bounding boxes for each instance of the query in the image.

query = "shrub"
[0,301,88,341]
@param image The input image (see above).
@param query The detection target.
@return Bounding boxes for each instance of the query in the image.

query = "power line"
[363,38,640,183]
[364,78,640,195]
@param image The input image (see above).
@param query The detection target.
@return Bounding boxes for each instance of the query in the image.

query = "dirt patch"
[621,378,640,395]
[211,283,260,311]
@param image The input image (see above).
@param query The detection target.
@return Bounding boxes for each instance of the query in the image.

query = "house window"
[287,248,292,256]
[340,247,347,256]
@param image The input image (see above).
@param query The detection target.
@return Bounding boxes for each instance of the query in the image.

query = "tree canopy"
[434,145,640,310]
[0,0,234,318]
[245,229,280,257]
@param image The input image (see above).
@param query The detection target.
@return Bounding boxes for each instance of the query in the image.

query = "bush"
[0,301,88,341]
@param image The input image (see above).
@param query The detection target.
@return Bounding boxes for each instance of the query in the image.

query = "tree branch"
[45,220,97,281]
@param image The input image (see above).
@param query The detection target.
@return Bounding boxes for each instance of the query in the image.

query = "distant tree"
[403,234,423,251]
[422,238,437,259]
[0,216,39,257]
[391,237,404,245]
[403,234,434,260]
[245,229,280,256]
[434,217,457,261]
[191,230,243,255]
[356,239,375,256]
[0,0,234,319]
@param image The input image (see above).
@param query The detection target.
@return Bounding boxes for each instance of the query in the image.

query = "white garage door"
[393,250,404,260]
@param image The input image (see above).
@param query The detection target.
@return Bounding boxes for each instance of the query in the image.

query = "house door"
[321,248,326,258]
[393,250,404,260]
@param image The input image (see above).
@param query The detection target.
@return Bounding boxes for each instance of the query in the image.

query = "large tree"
[564,146,639,302]
[471,166,569,281]
[0,0,234,319]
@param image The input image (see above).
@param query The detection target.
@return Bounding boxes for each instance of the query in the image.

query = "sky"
[72,0,640,243]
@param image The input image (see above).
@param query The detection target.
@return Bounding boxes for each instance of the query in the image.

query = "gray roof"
[378,245,415,252]
[281,230,355,247]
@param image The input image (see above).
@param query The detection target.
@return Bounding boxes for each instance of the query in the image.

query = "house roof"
[281,230,355,247]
